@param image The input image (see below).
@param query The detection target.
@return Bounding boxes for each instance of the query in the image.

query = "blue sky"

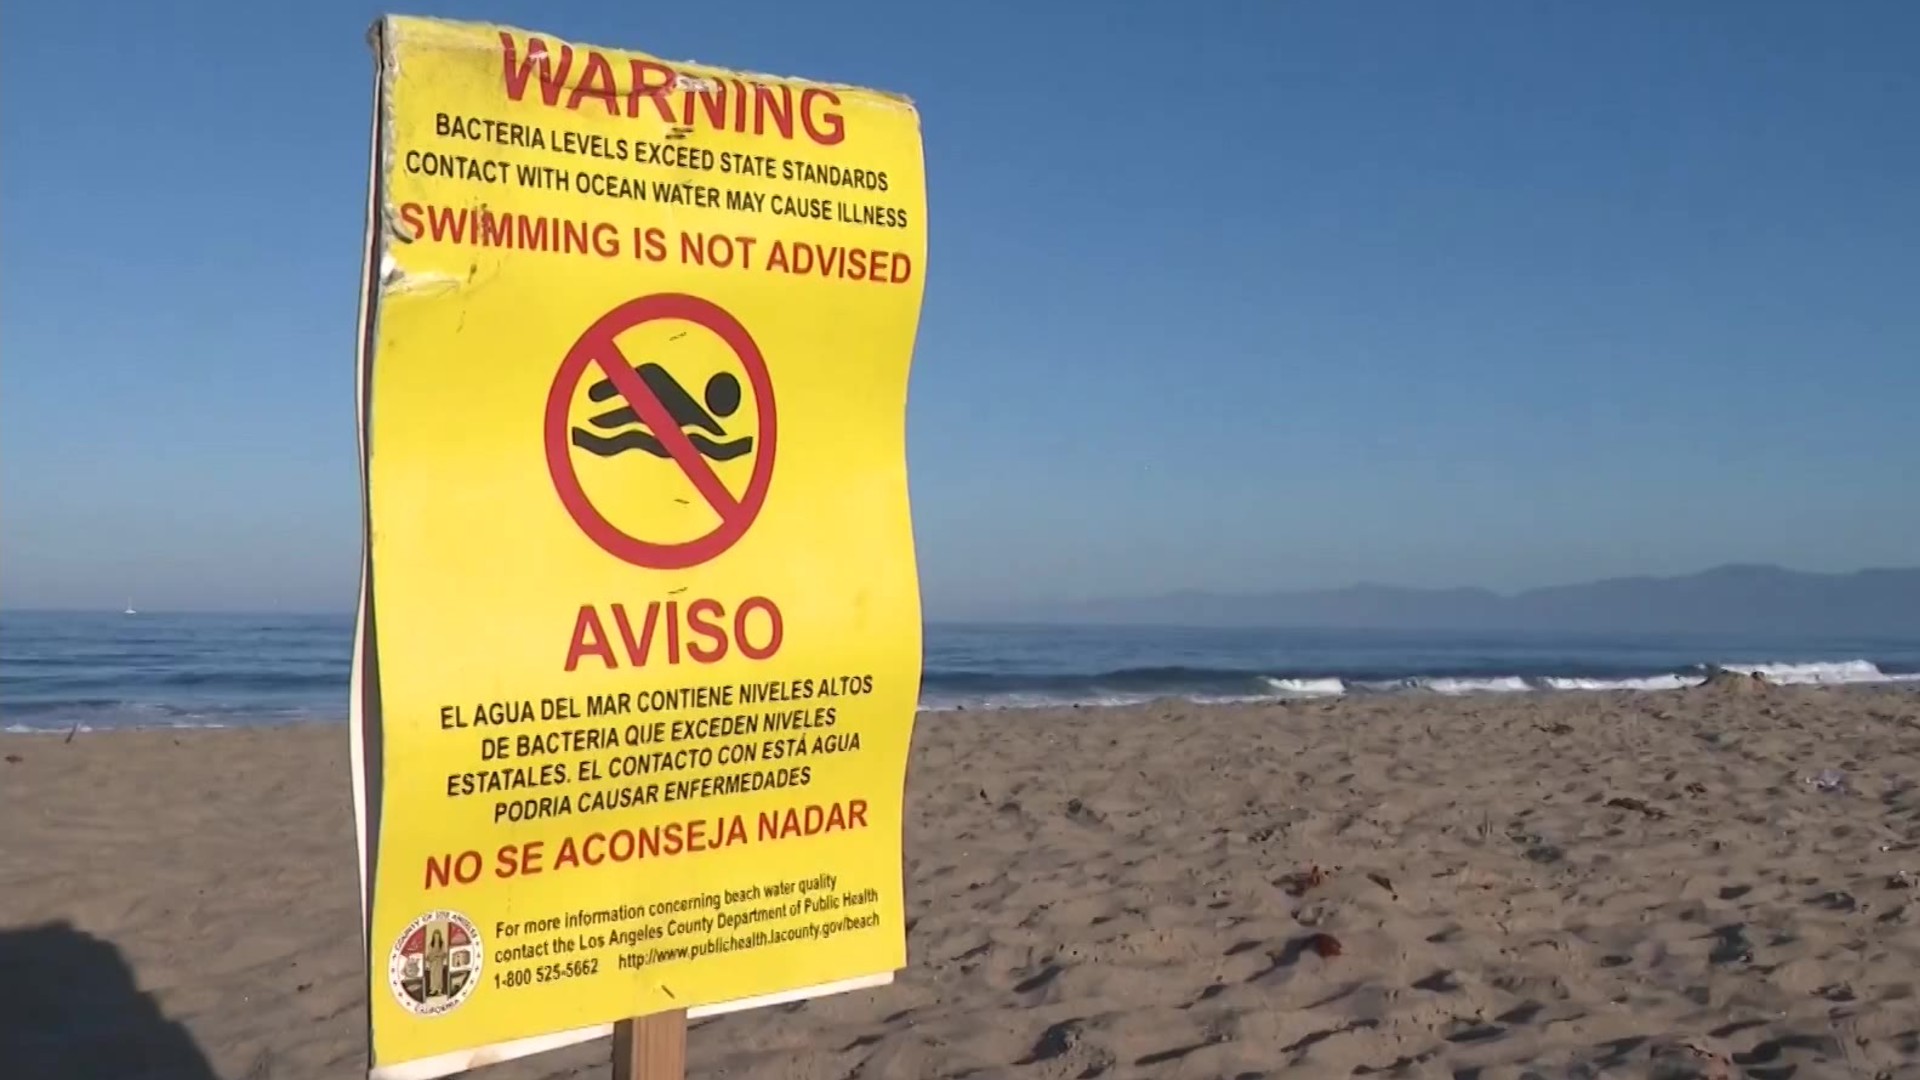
[3,1,1917,615]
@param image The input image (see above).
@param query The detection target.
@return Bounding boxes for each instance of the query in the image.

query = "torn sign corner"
[379,253,462,298]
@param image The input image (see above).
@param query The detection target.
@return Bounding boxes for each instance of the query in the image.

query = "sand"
[5,683,1920,1079]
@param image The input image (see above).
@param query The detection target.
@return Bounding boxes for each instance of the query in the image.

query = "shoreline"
[4,686,1918,1077]
[5,677,1918,736]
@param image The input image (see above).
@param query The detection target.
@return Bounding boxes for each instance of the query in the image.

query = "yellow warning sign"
[351,14,926,1077]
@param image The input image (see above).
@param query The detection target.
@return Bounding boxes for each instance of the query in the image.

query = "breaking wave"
[1541,673,1701,692]
[914,658,1920,712]
[1261,677,1348,697]
[0,700,339,733]
[1716,660,1907,685]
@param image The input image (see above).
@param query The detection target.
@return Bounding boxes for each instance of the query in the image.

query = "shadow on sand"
[0,920,217,1080]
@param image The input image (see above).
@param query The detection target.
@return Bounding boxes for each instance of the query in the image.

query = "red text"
[757,799,869,841]
[423,849,485,889]
[396,202,621,258]
[501,33,845,146]
[564,597,784,671]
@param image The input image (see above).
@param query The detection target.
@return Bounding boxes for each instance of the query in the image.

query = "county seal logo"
[389,910,482,1016]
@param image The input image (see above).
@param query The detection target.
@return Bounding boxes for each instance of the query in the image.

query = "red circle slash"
[544,294,776,570]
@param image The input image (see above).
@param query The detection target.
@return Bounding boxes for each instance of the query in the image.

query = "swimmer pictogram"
[543,293,777,570]
[570,364,754,463]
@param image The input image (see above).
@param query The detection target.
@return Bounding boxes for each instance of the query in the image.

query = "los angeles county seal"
[389,910,482,1016]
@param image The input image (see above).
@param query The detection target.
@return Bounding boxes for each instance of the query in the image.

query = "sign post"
[350,15,926,1079]
[612,1014,686,1079]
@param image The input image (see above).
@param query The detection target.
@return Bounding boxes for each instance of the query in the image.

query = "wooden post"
[612,1011,687,1080]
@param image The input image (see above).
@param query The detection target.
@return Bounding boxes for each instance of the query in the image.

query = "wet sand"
[4,683,1919,1079]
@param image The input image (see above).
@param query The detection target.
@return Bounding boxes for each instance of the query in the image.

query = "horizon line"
[5,560,1917,620]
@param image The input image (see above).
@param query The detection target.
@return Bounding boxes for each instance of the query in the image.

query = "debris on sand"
[1605,796,1669,820]
[1675,1037,1734,1080]
[1279,865,1328,897]
[1805,769,1847,794]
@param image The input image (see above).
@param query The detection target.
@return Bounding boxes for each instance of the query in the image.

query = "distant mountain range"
[1044,565,1920,636]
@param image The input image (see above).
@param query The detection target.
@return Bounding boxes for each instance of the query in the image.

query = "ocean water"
[3,611,1919,732]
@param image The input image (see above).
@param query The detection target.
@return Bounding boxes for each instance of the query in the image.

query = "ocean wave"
[1542,673,1702,692]
[0,700,342,733]
[1406,675,1533,695]
[924,665,1255,688]
[1716,660,1918,685]
[1261,676,1347,697]
[3,721,231,734]
[5,657,1915,730]
[914,657,1919,711]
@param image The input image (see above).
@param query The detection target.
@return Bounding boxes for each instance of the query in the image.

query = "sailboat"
[123,597,137,616]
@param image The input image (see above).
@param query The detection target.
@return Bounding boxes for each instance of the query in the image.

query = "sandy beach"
[5,682,1919,1079]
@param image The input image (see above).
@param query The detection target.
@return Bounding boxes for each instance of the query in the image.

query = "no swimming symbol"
[543,294,777,570]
